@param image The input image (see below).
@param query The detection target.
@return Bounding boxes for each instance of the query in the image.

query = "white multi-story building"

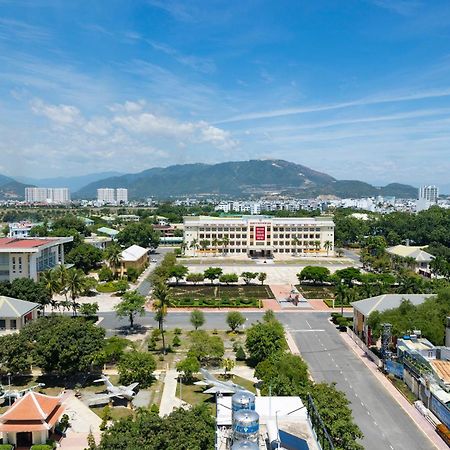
[116,188,128,203]
[0,236,73,282]
[183,215,334,258]
[97,188,116,203]
[417,185,439,212]
[25,187,70,204]
[97,188,128,204]
[419,185,439,203]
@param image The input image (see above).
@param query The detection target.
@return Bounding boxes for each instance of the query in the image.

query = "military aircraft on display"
[0,383,45,404]
[194,368,249,394]
[93,374,139,401]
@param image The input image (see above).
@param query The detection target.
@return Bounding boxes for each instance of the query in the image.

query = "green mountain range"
[0,175,33,200]
[75,159,418,199]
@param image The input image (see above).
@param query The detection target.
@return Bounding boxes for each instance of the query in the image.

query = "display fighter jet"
[194,368,248,394]
[0,383,45,404]
[94,374,139,401]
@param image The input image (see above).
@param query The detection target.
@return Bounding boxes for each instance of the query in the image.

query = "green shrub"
[174,327,182,335]
[235,346,246,361]
[30,446,53,450]
[147,338,157,351]
[127,267,140,282]
[0,445,13,450]
[337,316,348,327]
[151,329,161,340]
[172,335,181,347]
[98,266,114,282]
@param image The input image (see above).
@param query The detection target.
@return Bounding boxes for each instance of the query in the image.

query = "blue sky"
[1,0,450,189]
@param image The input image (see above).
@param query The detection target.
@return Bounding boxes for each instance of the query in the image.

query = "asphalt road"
[99,310,434,450]
[282,313,434,450]
[136,247,173,296]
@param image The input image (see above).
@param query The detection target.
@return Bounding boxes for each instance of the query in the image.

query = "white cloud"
[108,100,146,113]
[30,99,81,124]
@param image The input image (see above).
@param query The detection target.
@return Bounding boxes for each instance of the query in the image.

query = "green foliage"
[226,311,245,331]
[332,267,362,286]
[118,351,156,388]
[188,330,224,364]
[30,445,53,450]
[240,271,257,284]
[190,309,205,330]
[114,290,146,328]
[255,352,309,396]
[169,265,189,283]
[0,278,50,310]
[235,345,246,361]
[0,445,13,450]
[297,266,330,284]
[176,356,200,381]
[0,332,32,374]
[368,288,450,345]
[203,267,223,283]
[126,267,140,283]
[97,404,215,450]
[309,383,364,450]
[172,335,181,347]
[245,318,286,365]
[98,336,131,364]
[23,315,105,375]
[186,273,205,284]
[174,327,182,335]
[219,273,239,284]
[258,272,267,285]
[115,279,130,294]
[79,302,99,318]
[117,222,160,249]
[66,243,103,273]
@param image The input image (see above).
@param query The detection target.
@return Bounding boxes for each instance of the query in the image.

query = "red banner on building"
[255,226,265,241]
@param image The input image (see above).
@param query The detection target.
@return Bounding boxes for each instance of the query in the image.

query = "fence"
[346,328,383,368]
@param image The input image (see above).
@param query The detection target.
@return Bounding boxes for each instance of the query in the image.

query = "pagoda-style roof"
[0,391,64,432]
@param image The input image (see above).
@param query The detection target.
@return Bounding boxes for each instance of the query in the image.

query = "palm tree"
[105,244,122,278]
[54,264,69,301]
[42,269,61,314]
[212,238,219,256]
[199,239,209,253]
[221,236,230,256]
[190,238,198,257]
[324,240,333,256]
[335,283,348,316]
[292,237,300,256]
[152,281,173,354]
[314,240,321,253]
[66,269,86,316]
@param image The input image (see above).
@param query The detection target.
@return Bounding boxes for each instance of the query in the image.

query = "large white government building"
[183,215,335,258]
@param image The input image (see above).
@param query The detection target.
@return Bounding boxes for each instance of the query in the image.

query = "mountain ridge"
[75,159,418,199]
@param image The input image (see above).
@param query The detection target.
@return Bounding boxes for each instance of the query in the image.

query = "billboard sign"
[255,226,265,241]
[385,360,404,379]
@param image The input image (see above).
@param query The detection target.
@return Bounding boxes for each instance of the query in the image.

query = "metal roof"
[0,296,39,318]
[352,294,433,316]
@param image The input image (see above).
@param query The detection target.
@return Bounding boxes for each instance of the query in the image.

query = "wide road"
[99,310,435,450]
[282,312,434,450]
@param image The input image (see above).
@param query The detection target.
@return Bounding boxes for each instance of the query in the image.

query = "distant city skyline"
[1,1,450,187]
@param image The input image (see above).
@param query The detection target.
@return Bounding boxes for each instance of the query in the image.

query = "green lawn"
[176,374,257,411]
[91,405,135,420]
[390,378,417,404]
[296,284,336,299]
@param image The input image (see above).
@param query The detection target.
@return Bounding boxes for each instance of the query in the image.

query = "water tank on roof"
[233,409,259,443]
[232,390,256,413]
[231,440,259,450]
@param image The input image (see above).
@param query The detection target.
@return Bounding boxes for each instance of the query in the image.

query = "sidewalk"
[340,331,447,450]
[158,369,184,416]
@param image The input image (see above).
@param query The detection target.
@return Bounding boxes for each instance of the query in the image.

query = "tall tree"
[115,290,146,329]
[190,309,205,330]
[41,269,61,313]
[104,244,123,278]
[152,281,172,354]
[66,269,86,316]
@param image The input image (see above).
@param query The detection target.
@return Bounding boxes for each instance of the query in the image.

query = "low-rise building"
[84,235,112,250]
[7,222,37,238]
[183,215,334,259]
[119,245,148,277]
[0,296,39,333]
[0,237,73,282]
[352,294,433,345]
[0,391,65,447]
[96,227,119,239]
[386,245,434,275]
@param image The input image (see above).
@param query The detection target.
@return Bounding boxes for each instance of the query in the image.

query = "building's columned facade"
[183,215,334,258]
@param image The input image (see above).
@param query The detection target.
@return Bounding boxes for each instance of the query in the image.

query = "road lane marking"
[305,320,312,329]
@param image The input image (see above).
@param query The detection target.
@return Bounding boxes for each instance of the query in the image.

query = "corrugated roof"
[386,245,434,262]
[121,245,148,261]
[0,296,39,318]
[432,360,450,384]
[352,294,433,316]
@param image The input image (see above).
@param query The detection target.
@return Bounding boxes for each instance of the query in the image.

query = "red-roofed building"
[0,391,65,447]
[0,237,73,282]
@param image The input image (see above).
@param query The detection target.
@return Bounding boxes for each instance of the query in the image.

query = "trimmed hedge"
[0,445,13,450]
[171,296,260,308]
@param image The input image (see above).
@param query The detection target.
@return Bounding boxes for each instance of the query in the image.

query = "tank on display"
[232,390,256,412]
[233,409,260,443]
[231,440,259,450]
